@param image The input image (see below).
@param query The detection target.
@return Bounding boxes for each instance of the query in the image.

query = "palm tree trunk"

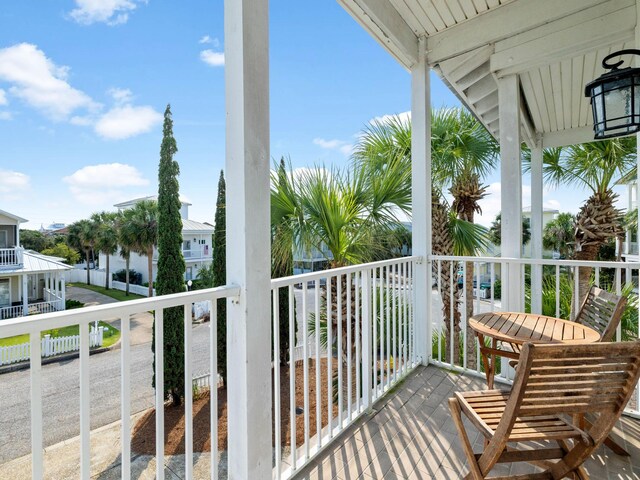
[572,244,599,318]
[85,249,90,285]
[461,206,477,370]
[125,256,130,296]
[147,249,153,297]
[439,260,461,365]
[105,255,110,290]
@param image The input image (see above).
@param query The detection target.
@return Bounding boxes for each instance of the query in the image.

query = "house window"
[0,231,7,249]
[0,279,9,306]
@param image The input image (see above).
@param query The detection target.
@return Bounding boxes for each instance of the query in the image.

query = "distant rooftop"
[114,195,192,208]
[0,209,28,223]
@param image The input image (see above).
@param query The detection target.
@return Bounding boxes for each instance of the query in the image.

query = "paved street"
[0,322,213,464]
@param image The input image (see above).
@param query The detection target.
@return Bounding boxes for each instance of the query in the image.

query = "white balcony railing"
[0,299,64,320]
[0,285,239,479]
[271,256,419,479]
[430,255,640,420]
[0,247,23,268]
[153,246,212,261]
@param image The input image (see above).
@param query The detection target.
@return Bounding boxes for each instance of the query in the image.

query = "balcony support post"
[498,74,523,312]
[411,36,432,365]
[224,0,272,478]
[530,142,543,314]
[22,274,28,317]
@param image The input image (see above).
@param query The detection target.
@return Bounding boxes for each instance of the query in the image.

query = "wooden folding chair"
[448,341,640,479]
[574,286,627,342]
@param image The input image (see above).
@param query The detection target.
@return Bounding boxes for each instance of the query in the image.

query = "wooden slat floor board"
[291,366,640,480]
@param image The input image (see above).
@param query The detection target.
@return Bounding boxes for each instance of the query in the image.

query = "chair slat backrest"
[504,342,640,419]
[575,286,627,341]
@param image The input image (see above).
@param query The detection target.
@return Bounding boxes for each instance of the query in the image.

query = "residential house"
[0,210,70,320]
[99,196,214,283]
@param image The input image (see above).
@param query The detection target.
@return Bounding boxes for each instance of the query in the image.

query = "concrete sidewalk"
[0,411,227,480]
[67,286,154,346]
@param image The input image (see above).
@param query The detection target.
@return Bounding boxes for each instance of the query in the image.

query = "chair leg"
[448,398,484,480]
[557,440,589,480]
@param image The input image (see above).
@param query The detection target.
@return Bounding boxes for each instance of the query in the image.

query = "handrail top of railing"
[430,254,640,270]
[270,255,423,288]
[0,284,240,337]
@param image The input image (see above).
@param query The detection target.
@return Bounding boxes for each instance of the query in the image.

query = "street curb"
[0,346,112,375]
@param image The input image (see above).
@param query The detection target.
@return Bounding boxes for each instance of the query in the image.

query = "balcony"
[0,256,638,479]
[0,247,23,270]
[152,246,211,262]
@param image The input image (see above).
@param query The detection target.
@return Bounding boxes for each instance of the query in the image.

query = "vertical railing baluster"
[616,268,622,342]
[595,267,600,287]
[573,267,580,320]
[355,272,361,412]
[184,304,193,479]
[437,259,442,362]
[337,275,343,428]
[272,290,281,480]
[155,309,165,480]
[490,262,495,312]
[372,269,377,398]
[30,330,43,480]
[462,261,467,370]
[392,263,397,382]
[314,279,321,448]
[302,281,310,458]
[385,265,391,388]
[326,277,333,439]
[555,265,560,319]
[346,272,352,422]
[210,300,218,480]
[121,315,131,480]
[378,267,384,392]
[401,261,407,375]
[80,321,90,480]
[449,261,454,367]
[289,284,297,466]
[361,269,372,410]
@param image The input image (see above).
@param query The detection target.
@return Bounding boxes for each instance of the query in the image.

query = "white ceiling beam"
[491,4,635,76]
[542,126,599,148]
[425,0,605,65]
[338,0,418,69]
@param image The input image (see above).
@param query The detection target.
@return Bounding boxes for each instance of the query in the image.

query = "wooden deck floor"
[292,365,640,480]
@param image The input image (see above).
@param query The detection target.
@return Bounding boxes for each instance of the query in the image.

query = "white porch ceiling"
[338,0,638,148]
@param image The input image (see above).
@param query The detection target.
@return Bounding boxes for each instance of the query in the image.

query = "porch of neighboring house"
[0,252,68,320]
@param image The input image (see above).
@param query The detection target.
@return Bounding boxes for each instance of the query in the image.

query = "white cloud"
[371,111,411,125]
[313,137,353,156]
[0,170,30,198]
[94,105,162,139]
[0,111,11,121]
[69,115,93,126]
[64,163,149,205]
[0,43,98,120]
[0,89,6,106]
[69,0,146,26]
[108,87,133,105]
[199,35,211,44]
[200,49,225,67]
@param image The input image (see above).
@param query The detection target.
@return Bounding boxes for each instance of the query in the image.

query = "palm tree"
[68,218,97,285]
[92,211,119,290]
[489,213,532,249]
[354,109,497,367]
[525,138,634,307]
[543,213,575,259]
[120,200,158,297]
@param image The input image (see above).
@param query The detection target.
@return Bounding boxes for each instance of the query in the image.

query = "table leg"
[478,334,495,389]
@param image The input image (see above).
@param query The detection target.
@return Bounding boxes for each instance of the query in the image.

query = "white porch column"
[61,275,66,308]
[22,274,28,316]
[498,75,523,312]
[411,36,431,365]
[224,0,272,478]
[530,143,543,314]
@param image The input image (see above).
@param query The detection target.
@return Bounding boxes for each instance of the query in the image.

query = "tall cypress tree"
[212,170,227,387]
[153,104,186,406]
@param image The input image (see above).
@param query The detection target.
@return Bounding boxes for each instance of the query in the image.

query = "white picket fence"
[111,281,156,297]
[0,326,104,366]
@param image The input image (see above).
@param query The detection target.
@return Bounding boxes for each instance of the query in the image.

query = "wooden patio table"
[469,311,630,456]
[468,311,601,390]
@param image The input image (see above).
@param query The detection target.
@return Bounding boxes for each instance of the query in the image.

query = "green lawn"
[68,283,145,301]
[0,321,120,348]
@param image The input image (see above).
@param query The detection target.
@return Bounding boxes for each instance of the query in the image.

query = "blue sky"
[0,1,624,230]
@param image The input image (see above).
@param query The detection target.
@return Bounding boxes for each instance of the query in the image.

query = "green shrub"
[65,299,84,309]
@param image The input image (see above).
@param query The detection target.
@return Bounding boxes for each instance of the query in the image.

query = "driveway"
[67,285,154,346]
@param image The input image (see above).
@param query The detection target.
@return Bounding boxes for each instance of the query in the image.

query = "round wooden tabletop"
[468,311,601,346]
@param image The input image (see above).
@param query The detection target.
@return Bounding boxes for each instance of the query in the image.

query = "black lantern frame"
[585,49,640,140]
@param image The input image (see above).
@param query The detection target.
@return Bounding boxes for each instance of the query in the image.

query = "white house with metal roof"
[100,196,214,283]
[0,209,71,320]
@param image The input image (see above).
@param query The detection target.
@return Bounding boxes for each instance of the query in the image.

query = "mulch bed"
[131,358,352,455]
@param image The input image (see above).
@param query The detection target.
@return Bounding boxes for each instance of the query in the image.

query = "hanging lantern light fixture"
[585,49,640,139]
